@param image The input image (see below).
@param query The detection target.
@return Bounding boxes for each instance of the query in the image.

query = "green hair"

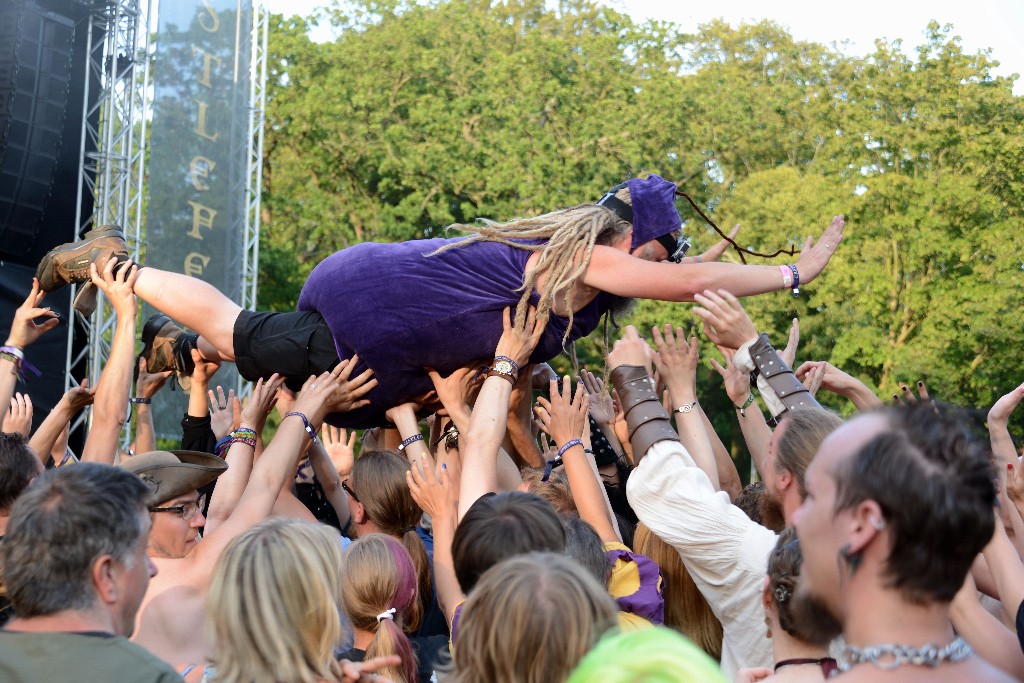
[566,627,728,683]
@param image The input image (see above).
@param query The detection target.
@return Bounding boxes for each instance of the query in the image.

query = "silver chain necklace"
[837,636,973,671]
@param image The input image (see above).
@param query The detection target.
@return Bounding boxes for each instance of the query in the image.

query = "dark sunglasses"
[342,479,359,503]
[656,233,690,263]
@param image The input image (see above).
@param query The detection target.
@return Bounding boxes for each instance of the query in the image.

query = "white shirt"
[627,440,777,678]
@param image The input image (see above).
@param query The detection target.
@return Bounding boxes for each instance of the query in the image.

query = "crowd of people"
[0,173,1022,682]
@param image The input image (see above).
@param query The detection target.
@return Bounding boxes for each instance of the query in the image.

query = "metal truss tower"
[68,0,267,440]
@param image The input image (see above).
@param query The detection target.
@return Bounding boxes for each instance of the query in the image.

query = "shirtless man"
[118,362,374,672]
[36,174,845,427]
[792,403,1014,682]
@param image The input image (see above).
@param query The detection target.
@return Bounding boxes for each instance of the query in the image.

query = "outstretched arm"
[82,261,139,463]
[583,216,844,301]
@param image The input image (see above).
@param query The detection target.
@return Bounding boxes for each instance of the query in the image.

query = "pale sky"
[264,0,1024,93]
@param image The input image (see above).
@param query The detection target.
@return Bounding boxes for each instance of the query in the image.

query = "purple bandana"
[626,174,681,251]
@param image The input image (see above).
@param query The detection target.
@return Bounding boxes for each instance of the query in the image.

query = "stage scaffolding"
[67,0,268,442]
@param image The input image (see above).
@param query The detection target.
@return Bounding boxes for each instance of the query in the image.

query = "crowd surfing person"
[33,174,845,427]
[8,181,1024,683]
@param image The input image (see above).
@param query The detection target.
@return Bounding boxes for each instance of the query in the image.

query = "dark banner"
[146,0,253,439]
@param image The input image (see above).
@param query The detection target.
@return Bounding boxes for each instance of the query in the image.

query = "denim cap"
[626,174,682,251]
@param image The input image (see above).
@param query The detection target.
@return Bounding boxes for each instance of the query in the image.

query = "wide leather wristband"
[609,364,680,455]
[748,333,821,413]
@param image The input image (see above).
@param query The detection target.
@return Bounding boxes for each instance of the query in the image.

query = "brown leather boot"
[140,313,198,392]
[36,225,130,292]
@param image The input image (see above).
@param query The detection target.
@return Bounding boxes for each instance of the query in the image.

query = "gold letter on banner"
[194,101,220,142]
[185,252,212,277]
[198,0,220,32]
[187,201,217,239]
[189,156,216,191]
[191,46,223,88]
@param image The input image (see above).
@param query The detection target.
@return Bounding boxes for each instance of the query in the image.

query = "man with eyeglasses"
[115,365,372,672]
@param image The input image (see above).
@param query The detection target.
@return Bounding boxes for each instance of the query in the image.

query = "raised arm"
[536,376,620,543]
[28,380,94,463]
[308,425,354,530]
[407,449,461,628]
[132,357,172,454]
[197,359,375,573]
[458,307,543,519]
[582,215,844,301]
[82,261,138,463]
[1,278,59,413]
[651,324,719,489]
[989,381,1024,468]
[709,348,772,480]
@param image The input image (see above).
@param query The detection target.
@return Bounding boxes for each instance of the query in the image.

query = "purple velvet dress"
[297,237,611,427]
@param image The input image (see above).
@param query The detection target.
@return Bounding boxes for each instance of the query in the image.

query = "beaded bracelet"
[214,436,232,458]
[285,411,320,445]
[230,434,257,449]
[232,427,257,439]
[397,433,424,453]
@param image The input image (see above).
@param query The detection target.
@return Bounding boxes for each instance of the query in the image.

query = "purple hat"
[596,174,682,251]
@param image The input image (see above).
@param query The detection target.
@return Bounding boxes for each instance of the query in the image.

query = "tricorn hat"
[118,450,227,505]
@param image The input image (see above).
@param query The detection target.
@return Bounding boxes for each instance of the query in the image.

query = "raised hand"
[580,369,614,425]
[240,374,285,431]
[63,378,96,411]
[989,381,1024,427]
[495,305,545,369]
[794,214,845,283]
[208,386,239,439]
[606,325,653,372]
[136,357,172,400]
[296,355,377,421]
[780,318,800,368]
[692,289,759,351]
[651,324,699,403]
[321,424,356,478]
[89,259,138,319]
[3,392,32,436]
[5,278,59,348]
[535,376,589,447]
[708,347,751,407]
[406,448,456,521]
[697,223,741,263]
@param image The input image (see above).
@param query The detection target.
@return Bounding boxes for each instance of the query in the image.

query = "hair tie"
[375,608,396,623]
[401,525,416,535]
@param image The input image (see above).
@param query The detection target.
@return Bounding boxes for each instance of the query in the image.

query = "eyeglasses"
[150,494,206,521]
[656,233,691,263]
[342,479,360,503]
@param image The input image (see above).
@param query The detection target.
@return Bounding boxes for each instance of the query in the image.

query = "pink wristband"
[778,265,793,288]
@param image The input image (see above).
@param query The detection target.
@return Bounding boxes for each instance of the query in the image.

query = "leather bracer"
[748,333,821,414]
[609,365,680,456]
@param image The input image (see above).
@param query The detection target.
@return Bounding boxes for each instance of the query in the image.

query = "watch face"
[494,359,514,374]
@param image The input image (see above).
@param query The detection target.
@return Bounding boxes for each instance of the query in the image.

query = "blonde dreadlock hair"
[431,187,633,349]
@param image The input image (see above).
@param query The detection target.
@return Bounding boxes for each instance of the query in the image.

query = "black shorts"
[233,310,340,392]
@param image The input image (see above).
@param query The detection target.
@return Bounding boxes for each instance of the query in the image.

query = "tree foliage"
[260,4,1024,448]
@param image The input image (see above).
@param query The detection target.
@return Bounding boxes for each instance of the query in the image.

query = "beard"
[759,488,786,533]
[607,295,637,322]
[790,585,844,647]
